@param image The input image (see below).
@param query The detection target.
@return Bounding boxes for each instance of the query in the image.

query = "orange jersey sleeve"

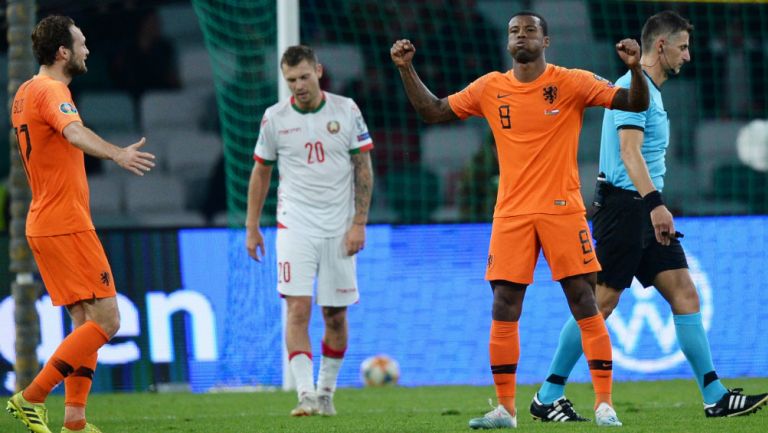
[448,64,620,217]
[12,76,94,236]
[448,72,497,119]
[37,79,83,135]
[567,68,620,109]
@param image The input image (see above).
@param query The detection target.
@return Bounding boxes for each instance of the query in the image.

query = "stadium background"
[1,0,767,394]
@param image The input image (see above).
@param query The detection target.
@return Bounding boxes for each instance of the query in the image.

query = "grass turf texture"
[3,378,767,432]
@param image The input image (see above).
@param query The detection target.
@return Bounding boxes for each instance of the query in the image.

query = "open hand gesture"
[115,137,156,176]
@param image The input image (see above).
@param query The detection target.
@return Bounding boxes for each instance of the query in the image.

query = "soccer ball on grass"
[360,354,400,386]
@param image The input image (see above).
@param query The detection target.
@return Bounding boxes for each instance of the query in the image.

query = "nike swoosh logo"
[583,257,595,264]
[497,93,512,99]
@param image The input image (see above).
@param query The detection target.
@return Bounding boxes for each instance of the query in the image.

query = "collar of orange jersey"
[291,92,326,114]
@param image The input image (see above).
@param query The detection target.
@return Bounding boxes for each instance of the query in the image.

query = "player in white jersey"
[245,45,374,417]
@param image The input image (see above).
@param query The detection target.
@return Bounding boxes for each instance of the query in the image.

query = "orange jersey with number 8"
[12,75,93,236]
[449,64,620,217]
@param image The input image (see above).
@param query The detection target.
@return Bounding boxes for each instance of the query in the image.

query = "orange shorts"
[485,213,601,284]
[27,230,116,306]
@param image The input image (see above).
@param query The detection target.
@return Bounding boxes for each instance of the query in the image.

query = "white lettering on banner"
[4,371,14,392]
[0,290,219,367]
[147,291,218,363]
[0,296,63,363]
[0,295,139,364]
[39,300,64,360]
[608,254,713,372]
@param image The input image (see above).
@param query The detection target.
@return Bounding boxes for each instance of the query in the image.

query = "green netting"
[191,0,278,226]
[193,0,768,225]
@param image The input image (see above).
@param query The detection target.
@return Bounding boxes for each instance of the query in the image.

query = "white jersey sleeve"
[349,100,373,153]
[254,110,278,164]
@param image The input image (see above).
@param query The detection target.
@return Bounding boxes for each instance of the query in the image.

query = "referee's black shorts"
[592,184,688,290]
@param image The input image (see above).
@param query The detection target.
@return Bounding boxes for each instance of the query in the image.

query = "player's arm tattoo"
[351,151,373,225]
[611,67,649,113]
[397,64,459,123]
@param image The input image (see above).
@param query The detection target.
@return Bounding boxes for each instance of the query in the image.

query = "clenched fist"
[391,39,416,68]
[615,38,641,69]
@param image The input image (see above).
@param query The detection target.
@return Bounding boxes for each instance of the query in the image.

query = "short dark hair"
[32,15,75,66]
[510,11,548,36]
[280,45,318,68]
[641,10,693,53]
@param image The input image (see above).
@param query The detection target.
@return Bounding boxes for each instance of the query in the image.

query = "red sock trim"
[321,341,346,359]
[288,351,312,361]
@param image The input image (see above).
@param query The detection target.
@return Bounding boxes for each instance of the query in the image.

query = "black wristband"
[642,190,664,213]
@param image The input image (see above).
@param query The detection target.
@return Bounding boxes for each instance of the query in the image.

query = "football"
[737,119,768,172]
[360,354,400,386]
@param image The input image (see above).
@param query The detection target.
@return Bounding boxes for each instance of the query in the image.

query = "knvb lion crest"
[542,85,558,104]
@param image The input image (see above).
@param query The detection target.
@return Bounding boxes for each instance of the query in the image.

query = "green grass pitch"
[3,378,767,432]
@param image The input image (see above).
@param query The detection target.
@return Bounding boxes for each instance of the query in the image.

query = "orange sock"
[63,419,87,431]
[577,314,613,408]
[23,321,109,403]
[489,320,519,415]
[65,352,97,408]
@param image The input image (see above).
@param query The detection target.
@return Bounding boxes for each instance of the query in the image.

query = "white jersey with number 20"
[254,92,373,237]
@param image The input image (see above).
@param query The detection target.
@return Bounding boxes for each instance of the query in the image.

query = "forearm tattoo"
[351,152,373,225]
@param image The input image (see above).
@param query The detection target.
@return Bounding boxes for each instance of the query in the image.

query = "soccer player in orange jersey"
[391,11,648,428]
[6,15,155,433]
[535,10,768,421]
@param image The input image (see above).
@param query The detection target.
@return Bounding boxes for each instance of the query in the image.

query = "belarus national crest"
[327,120,340,134]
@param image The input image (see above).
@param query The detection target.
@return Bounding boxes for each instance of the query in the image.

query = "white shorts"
[275,228,359,307]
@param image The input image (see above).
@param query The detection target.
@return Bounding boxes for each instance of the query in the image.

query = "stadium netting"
[192,0,768,225]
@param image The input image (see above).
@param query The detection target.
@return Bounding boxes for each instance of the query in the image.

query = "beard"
[64,57,87,77]
[508,43,540,64]
[660,52,682,77]
[666,63,682,76]
[512,50,537,64]
[662,62,681,78]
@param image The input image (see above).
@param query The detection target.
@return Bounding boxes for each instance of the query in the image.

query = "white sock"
[289,353,315,399]
[316,356,343,396]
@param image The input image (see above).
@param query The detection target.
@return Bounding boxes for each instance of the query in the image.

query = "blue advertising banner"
[1,217,766,393]
[177,216,768,391]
